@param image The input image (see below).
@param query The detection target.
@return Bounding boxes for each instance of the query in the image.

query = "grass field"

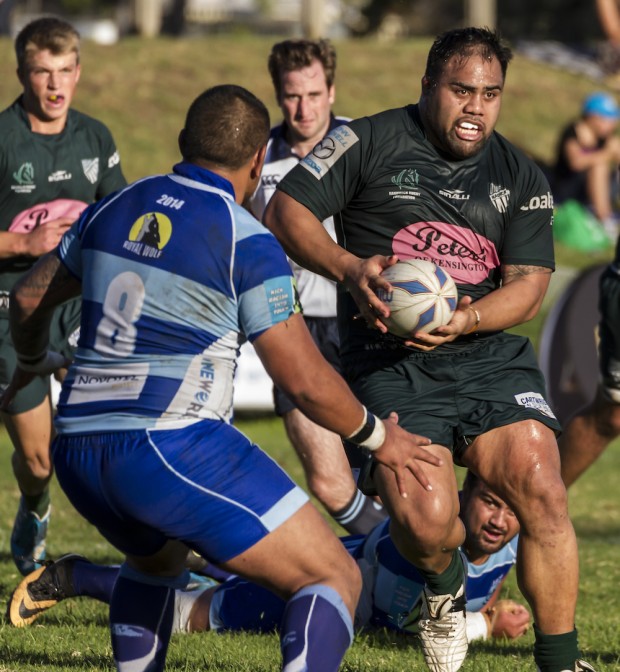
[0,30,619,672]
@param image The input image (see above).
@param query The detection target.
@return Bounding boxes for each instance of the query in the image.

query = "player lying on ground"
[10,471,530,643]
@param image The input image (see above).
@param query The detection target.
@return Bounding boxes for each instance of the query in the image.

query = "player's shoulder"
[230,201,274,243]
[68,108,115,140]
[0,99,26,136]
[489,132,550,187]
[490,132,540,171]
[347,105,415,143]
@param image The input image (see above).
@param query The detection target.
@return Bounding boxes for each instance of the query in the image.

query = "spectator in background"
[551,91,620,240]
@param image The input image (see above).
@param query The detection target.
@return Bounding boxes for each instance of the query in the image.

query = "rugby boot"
[8,553,85,627]
[10,497,50,575]
[418,583,468,672]
[537,661,597,672]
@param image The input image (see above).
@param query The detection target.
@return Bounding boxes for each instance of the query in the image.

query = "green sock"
[533,623,580,672]
[417,550,464,597]
[22,488,51,518]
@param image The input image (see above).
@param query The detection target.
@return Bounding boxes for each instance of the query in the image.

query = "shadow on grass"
[0,648,111,670]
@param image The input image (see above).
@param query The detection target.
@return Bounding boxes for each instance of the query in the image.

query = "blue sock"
[110,566,185,672]
[281,585,353,672]
[73,562,119,603]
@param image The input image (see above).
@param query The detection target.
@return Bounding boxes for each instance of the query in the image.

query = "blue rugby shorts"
[52,419,309,563]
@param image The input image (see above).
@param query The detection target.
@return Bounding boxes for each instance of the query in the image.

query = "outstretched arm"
[254,313,443,496]
[409,264,552,350]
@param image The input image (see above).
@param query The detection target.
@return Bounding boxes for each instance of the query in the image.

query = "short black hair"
[179,85,270,170]
[424,27,513,84]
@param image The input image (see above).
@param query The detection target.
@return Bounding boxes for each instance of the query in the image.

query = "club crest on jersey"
[11,162,35,193]
[489,183,510,213]
[123,212,172,259]
[514,392,556,418]
[389,168,421,200]
[82,158,100,184]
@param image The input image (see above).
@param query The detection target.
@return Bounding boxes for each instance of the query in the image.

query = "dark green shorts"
[349,332,561,464]
[0,297,81,415]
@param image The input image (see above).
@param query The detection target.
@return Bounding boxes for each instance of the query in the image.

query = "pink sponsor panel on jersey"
[392,221,500,284]
[9,199,87,233]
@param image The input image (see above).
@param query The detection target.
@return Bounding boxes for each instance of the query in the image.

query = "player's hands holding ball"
[344,256,479,350]
[372,259,478,351]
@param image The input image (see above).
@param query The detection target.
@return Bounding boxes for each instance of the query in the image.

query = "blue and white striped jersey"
[249,117,349,318]
[55,161,299,434]
[351,517,518,632]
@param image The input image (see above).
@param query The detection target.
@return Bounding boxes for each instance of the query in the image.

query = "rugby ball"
[377,259,458,337]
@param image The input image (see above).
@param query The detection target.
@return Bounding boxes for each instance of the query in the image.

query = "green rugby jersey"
[277,104,555,371]
[0,97,126,293]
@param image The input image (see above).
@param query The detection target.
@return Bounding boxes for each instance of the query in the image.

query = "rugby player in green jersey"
[0,17,126,576]
[265,26,596,672]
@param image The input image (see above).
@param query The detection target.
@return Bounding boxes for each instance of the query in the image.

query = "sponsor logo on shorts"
[514,391,556,418]
[301,125,358,179]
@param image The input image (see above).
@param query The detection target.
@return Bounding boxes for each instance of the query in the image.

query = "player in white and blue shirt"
[7,471,526,646]
[6,85,451,672]
[201,470,526,641]
[7,84,444,672]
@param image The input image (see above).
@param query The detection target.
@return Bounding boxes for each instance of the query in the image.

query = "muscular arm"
[264,191,398,328]
[419,264,552,349]
[254,313,443,494]
[264,191,354,283]
[475,263,552,329]
[10,252,81,359]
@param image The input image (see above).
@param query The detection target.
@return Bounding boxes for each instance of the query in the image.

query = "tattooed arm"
[407,264,552,350]
[9,252,81,362]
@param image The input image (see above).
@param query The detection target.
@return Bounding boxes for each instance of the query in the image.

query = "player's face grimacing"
[421,53,503,160]
[278,59,334,148]
[461,482,520,562]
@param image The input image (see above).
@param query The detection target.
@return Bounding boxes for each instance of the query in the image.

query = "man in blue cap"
[552,91,620,239]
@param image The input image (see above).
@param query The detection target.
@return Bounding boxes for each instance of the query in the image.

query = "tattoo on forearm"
[502,265,552,284]
[16,256,66,299]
